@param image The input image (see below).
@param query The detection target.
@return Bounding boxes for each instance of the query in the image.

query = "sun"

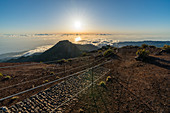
[75,37,81,42]
[74,21,82,29]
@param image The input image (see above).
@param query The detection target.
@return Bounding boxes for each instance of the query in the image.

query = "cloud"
[14,45,53,57]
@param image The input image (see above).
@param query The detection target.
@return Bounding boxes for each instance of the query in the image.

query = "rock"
[0,106,10,113]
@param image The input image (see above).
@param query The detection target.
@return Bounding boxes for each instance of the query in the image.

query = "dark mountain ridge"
[7,40,98,62]
[38,40,81,61]
[113,41,170,48]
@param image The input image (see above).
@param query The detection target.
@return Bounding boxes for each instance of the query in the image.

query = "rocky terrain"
[64,47,170,113]
[0,45,169,113]
[7,65,109,112]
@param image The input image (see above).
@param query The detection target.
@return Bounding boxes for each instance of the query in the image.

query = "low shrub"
[141,44,149,48]
[11,96,19,101]
[79,108,84,113]
[0,73,3,77]
[57,59,68,64]
[103,48,115,57]
[101,45,111,50]
[163,44,170,53]
[82,52,88,56]
[136,49,149,61]
[149,45,156,49]
[56,76,60,79]
[99,81,106,87]
[4,76,11,80]
[163,44,170,49]
[113,47,118,50]
[106,76,112,82]
[43,80,48,83]
[98,50,102,53]
[67,58,72,62]
[50,72,54,75]
[62,59,68,63]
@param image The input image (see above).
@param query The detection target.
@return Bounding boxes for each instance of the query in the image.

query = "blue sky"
[0,0,170,34]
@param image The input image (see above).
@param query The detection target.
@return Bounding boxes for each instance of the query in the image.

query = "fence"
[1,58,160,113]
[0,57,101,91]
[0,57,110,102]
[0,56,104,96]
[58,68,157,113]
[5,60,111,112]
[0,57,162,113]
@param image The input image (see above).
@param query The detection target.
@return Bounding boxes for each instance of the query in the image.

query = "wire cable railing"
[55,67,155,113]
[0,59,111,102]
[0,57,104,91]
[51,68,111,113]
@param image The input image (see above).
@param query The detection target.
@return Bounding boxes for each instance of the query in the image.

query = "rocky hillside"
[76,44,98,52]
[8,40,82,62]
[7,40,99,63]
[39,40,81,61]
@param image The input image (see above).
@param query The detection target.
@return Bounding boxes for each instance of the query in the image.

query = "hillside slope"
[8,40,82,62]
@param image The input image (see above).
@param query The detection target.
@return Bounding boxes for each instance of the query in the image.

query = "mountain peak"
[58,40,70,43]
[39,40,81,61]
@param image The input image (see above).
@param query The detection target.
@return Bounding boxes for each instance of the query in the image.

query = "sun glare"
[75,37,81,42]
[74,21,82,29]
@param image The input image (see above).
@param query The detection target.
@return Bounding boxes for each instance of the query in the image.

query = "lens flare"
[75,37,81,42]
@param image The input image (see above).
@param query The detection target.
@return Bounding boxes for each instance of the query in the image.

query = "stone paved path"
[8,66,109,113]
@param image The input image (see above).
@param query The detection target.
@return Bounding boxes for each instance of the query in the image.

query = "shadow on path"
[146,56,170,70]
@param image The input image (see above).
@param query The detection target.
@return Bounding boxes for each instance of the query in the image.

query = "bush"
[57,59,68,64]
[82,52,88,56]
[149,45,156,48]
[157,44,170,55]
[136,49,149,61]
[50,72,54,75]
[67,58,72,62]
[56,76,60,79]
[163,44,170,53]
[98,50,102,53]
[79,108,84,113]
[99,81,106,87]
[106,76,112,82]
[141,44,149,48]
[102,45,111,50]
[113,47,118,50]
[163,44,170,49]
[11,96,19,101]
[43,80,48,83]
[4,76,11,80]
[0,73,3,77]
[103,48,115,57]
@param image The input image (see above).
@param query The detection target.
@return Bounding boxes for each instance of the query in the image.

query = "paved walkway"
[8,66,109,113]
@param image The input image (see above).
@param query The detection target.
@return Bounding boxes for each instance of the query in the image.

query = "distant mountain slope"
[0,51,27,62]
[76,44,98,52]
[38,40,81,61]
[113,41,170,48]
[8,40,82,62]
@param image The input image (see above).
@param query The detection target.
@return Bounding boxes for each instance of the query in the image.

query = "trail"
[8,66,109,112]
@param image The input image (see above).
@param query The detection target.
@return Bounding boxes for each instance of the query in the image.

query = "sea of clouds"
[0,33,169,58]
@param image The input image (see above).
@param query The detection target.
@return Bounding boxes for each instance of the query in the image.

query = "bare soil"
[64,48,170,113]
[0,56,103,107]
[0,48,169,113]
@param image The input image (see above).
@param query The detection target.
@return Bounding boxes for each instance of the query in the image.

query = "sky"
[0,0,170,34]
